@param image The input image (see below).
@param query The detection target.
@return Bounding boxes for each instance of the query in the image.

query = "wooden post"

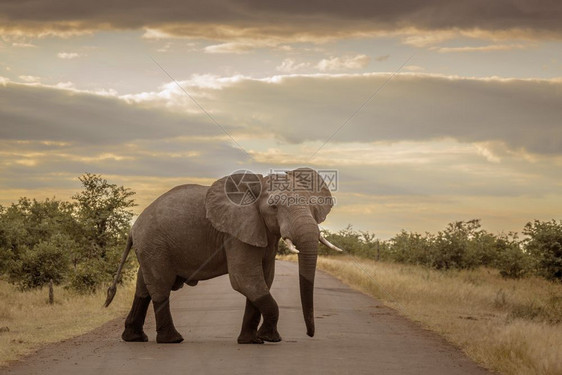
[49,279,54,305]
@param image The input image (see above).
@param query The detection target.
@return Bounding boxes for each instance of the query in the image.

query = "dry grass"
[280,255,562,375]
[0,279,135,366]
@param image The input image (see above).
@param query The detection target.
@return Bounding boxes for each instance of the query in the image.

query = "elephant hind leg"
[154,298,184,343]
[122,268,151,342]
[122,295,151,342]
[137,253,184,343]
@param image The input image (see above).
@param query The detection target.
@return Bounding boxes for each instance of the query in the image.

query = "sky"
[0,1,561,239]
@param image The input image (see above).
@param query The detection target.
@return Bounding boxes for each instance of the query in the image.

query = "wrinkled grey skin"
[106,168,333,344]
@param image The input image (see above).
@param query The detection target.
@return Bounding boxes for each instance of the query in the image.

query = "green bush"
[317,219,562,282]
[0,174,136,292]
[8,239,69,290]
[387,230,434,265]
[524,220,562,281]
[430,220,483,270]
[492,233,532,279]
[0,246,14,275]
[66,260,106,294]
[384,220,489,270]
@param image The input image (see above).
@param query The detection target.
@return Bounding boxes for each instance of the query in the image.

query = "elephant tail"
[104,234,133,307]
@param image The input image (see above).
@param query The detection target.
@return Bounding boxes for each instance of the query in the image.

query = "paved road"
[3,261,489,375]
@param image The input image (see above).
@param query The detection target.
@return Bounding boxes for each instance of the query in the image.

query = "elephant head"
[205,167,337,337]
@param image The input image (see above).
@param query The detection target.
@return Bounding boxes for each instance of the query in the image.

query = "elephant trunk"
[292,215,319,337]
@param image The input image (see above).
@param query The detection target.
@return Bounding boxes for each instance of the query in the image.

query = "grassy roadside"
[280,255,562,375]
[0,278,135,366]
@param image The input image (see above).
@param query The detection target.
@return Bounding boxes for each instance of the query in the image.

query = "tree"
[388,230,435,265]
[9,235,71,289]
[523,220,562,281]
[431,220,483,270]
[0,174,136,292]
[494,232,533,279]
[70,174,136,290]
[72,173,136,260]
[1,198,78,284]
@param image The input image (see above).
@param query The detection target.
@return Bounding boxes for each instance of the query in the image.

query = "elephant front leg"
[255,250,280,342]
[226,240,281,343]
[254,293,282,342]
[237,299,263,344]
[153,298,184,344]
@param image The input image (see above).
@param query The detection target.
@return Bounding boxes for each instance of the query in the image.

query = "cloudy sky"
[1,1,561,238]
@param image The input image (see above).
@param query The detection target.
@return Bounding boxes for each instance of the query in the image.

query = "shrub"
[66,260,106,294]
[494,233,533,279]
[0,174,136,292]
[320,225,361,256]
[523,220,562,281]
[8,239,69,290]
[387,230,434,265]
[430,220,483,270]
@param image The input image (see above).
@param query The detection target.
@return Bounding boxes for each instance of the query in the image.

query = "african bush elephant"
[104,167,341,344]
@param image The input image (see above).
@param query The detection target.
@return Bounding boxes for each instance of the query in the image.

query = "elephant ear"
[286,167,333,224]
[205,172,268,248]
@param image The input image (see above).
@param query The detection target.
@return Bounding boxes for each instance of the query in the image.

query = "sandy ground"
[1,261,490,375]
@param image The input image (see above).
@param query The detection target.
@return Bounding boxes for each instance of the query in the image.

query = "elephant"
[104,167,342,344]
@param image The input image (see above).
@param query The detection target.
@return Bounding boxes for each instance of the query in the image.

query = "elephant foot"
[257,326,282,343]
[237,332,264,344]
[122,328,148,342]
[156,329,184,344]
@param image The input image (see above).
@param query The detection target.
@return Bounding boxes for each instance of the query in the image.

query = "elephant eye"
[270,204,278,210]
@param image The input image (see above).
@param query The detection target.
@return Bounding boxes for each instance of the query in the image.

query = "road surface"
[2,261,489,375]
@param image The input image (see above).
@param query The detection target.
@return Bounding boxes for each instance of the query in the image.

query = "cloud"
[204,42,257,54]
[435,43,529,53]
[1,1,561,41]
[276,55,370,73]
[1,76,561,238]
[0,81,236,145]
[2,74,561,187]
[401,31,458,48]
[404,65,424,72]
[375,54,390,62]
[316,55,370,71]
[276,58,311,73]
[55,81,75,89]
[57,51,82,59]
[0,137,254,210]
[12,42,36,48]
[18,75,40,83]
[203,39,296,54]
[126,73,562,155]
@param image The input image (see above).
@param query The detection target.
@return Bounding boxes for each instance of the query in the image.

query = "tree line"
[0,174,136,292]
[302,219,561,281]
[2,175,560,293]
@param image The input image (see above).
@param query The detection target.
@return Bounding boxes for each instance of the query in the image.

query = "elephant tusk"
[284,238,300,254]
[319,235,344,252]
